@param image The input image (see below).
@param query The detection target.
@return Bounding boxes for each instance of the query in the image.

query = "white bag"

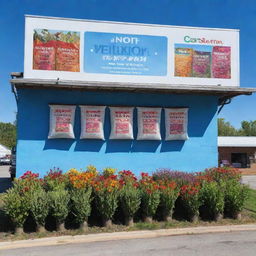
[165,108,189,140]
[80,105,105,140]
[137,107,161,140]
[109,107,134,139]
[48,105,76,139]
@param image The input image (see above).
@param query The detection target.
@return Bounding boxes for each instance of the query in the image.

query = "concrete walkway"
[3,230,256,256]
[1,224,256,251]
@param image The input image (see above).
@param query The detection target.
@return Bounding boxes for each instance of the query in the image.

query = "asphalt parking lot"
[0,165,12,193]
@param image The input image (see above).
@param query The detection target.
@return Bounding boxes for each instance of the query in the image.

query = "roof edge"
[10,78,256,94]
[25,14,240,32]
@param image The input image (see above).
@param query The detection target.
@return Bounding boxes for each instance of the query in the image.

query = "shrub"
[153,169,196,187]
[3,172,42,233]
[199,167,241,183]
[44,168,68,191]
[139,173,160,222]
[30,188,49,231]
[48,188,70,231]
[19,171,42,194]
[103,167,117,177]
[158,180,179,221]
[119,170,141,226]
[3,187,30,231]
[224,180,249,218]
[179,183,201,221]
[70,188,92,227]
[92,175,120,226]
[86,165,98,175]
[67,169,94,229]
[199,181,225,220]
[67,168,96,189]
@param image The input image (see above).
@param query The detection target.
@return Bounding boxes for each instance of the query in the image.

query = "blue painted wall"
[16,88,218,177]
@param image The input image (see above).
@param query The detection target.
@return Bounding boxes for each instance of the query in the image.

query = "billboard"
[24,16,239,87]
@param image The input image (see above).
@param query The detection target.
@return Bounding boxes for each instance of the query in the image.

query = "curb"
[1,224,256,250]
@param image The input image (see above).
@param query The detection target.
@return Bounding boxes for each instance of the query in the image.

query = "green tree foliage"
[218,118,239,136]
[218,118,256,136]
[240,121,256,136]
[0,122,16,148]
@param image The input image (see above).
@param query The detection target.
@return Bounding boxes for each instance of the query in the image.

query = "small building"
[218,136,256,169]
[10,15,256,177]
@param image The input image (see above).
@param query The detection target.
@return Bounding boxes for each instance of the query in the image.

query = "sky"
[0,0,256,128]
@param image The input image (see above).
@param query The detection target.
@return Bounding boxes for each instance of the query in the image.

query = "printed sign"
[24,16,239,86]
[175,44,231,79]
[80,106,105,139]
[165,108,188,140]
[137,107,161,140]
[33,29,80,72]
[48,105,76,139]
[84,32,167,76]
[109,107,134,139]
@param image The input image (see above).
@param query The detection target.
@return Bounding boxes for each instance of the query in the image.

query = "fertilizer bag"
[109,107,134,140]
[192,51,211,78]
[80,105,105,140]
[175,48,193,77]
[212,46,231,79]
[137,107,161,140]
[165,108,189,141]
[48,105,76,139]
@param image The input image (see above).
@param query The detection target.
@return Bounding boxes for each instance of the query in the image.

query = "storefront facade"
[11,15,255,177]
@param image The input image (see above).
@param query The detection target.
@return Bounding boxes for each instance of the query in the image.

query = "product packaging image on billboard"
[174,44,230,79]
[80,106,106,140]
[33,29,80,72]
[137,107,162,140]
[84,32,167,76]
[48,105,76,139]
[109,107,134,140]
[212,46,231,79]
[165,108,188,141]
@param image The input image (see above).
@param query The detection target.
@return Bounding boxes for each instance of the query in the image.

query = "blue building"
[10,15,256,177]
[10,76,254,177]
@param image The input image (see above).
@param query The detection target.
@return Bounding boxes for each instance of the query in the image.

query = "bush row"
[2,166,248,234]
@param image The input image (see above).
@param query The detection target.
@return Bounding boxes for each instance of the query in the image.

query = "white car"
[0,156,11,165]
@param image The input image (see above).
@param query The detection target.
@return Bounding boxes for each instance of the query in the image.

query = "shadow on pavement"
[0,177,12,193]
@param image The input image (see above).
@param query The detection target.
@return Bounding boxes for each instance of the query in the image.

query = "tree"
[239,121,256,136]
[218,118,239,136]
[0,122,16,148]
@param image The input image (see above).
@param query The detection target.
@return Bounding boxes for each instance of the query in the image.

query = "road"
[2,230,256,256]
[0,165,12,193]
[242,175,256,190]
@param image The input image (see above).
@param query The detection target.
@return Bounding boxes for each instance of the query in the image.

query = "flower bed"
[2,166,249,234]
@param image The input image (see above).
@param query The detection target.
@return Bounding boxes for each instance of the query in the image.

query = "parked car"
[9,146,16,180]
[0,156,11,165]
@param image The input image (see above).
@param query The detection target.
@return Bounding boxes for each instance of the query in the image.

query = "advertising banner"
[33,29,80,72]
[165,108,189,140]
[109,107,134,139]
[84,32,167,76]
[48,105,76,139]
[137,107,161,140]
[24,16,239,87]
[80,105,106,139]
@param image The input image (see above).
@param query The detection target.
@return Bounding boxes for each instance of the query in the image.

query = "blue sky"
[0,0,255,128]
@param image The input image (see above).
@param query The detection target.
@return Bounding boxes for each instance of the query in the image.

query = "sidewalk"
[1,224,256,250]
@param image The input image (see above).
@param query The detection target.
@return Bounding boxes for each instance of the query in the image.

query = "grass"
[0,188,256,242]
[244,188,256,218]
